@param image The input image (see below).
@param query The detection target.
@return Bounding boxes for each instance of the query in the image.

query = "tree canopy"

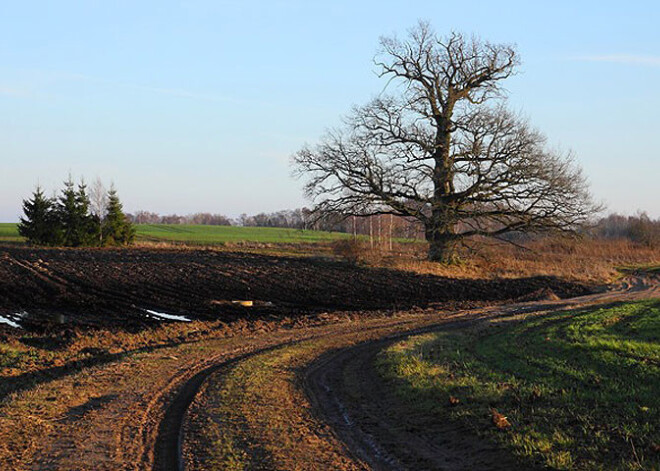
[102,187,135,246]
[19,177,134,247]
[294,22,600,262]
[18,186,61,246]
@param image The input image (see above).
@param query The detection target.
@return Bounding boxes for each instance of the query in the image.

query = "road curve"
[176,275,659,471]
[301,277,660,470]
[0,276,655,470]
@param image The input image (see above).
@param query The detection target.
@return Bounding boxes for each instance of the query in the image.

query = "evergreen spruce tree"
[57,177,82,246]
[102,186,135,246]
[76,181,101,246]
[20,176,130,248]
[18,186,61,245]
[57,177,101,247]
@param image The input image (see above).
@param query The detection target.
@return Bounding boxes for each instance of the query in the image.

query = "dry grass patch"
[377,238,660,283]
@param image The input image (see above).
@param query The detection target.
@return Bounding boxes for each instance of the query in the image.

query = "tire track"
[302,278,660,470]
[155,316,432,471]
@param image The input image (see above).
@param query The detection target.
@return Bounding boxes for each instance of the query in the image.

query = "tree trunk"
[425,223,459,264]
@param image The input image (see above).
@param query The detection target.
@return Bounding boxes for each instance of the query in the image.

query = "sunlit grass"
[135,223,351,245]
[378,300,660,470]
[0,222,352,246]
[0,223,23,244]
[618,264,660,275]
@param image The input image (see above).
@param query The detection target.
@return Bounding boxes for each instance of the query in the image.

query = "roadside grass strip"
[184,340,363,471]
[377,300,660,470]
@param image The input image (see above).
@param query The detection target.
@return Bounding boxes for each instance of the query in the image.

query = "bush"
[331,238,383,265]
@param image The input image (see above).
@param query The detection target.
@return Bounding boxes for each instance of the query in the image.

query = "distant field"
[0,223,23,244]
[378,300,660,470]
[0,223,351,246]
[136,223,352,245]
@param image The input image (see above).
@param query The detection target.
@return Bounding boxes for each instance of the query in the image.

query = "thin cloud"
[1,67,241,104]
[573,54,660,66]
[0,86,30,97]
[0,87,19,96]
[79,74,240,104]
[121,82,239,103]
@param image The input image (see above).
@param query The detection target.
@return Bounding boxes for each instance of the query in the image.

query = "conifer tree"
[57,177,101,247]
[57,177,82,246]
[76,180,101,246]
[18,186,61,245]
[20,176,131,248]
[102,186,135,246]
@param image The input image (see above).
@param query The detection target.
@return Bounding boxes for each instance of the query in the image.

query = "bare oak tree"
[293,21,600,262]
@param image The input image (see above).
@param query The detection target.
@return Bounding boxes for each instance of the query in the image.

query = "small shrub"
[331,238,383,265]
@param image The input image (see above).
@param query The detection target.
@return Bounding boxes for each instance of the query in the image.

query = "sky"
[1,0,659,221]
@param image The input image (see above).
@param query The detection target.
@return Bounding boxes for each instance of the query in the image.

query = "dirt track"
[301,279,660,471]
[0,247,656,470]
[177,274,659,471]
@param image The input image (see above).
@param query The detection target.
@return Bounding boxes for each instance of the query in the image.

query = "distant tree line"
[238,209,311,230]
[19,177,135,247]
[127,211,232,226]
[593,212,660,248]
[125,204,660,248]
[127,208,312,229]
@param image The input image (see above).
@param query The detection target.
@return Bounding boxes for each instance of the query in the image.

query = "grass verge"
[184,339,364,471]
[377,300,660,470]
[618,264,660,275]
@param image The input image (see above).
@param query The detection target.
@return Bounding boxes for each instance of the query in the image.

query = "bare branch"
[293,22,599,262]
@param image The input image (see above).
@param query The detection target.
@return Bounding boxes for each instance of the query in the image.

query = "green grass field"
[0,222,351,246]
[0,223,24,244]
[135,223,352,245]
[378,300,660,470]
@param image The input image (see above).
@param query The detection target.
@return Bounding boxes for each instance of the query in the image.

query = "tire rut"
[301,278,660,471]
[3,257,656,470]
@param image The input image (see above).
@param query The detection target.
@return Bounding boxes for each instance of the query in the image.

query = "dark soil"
[0,246,591,330]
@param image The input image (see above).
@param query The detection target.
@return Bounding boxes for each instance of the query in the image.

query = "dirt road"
[179,275,659,471]
[302,278,660,470]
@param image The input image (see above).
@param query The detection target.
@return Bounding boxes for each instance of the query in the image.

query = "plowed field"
[0,246,589,330]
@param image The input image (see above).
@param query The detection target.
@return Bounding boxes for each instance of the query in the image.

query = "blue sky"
[1,0,659,221]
